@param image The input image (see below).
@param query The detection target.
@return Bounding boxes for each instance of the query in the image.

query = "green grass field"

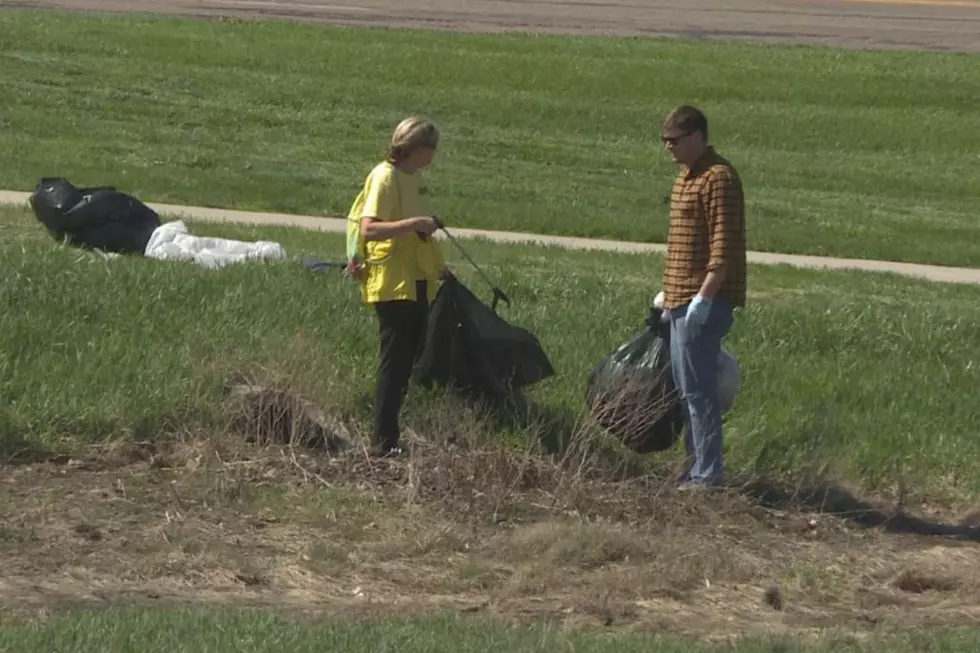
[4,6,980,647]
[2,9,980,266]
[3,607,980,653]
[3,204,980,496]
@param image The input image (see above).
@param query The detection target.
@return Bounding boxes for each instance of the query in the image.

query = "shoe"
[673,456,694,485]
[368,443,409,459]
[676,480,723,494]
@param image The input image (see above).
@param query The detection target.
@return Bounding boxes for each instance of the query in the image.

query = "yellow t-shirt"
[346,161,445,304]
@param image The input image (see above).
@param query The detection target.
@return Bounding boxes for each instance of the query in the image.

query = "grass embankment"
[1,9,979,266]
[4,607,980,653]
[2,205,979,496]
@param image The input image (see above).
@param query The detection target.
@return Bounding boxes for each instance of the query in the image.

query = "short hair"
[662,105,708,141]
[385,116,440,164]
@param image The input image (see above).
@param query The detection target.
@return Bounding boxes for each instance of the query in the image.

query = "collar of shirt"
[681,145,721,180]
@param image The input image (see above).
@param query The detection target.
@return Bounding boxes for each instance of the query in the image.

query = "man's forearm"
[699,267,725,298]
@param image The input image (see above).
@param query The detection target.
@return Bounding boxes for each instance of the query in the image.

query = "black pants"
[373,280,429,451]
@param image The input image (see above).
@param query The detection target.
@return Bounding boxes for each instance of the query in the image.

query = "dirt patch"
[3,433,980,640]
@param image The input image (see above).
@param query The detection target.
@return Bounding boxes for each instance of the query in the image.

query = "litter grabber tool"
[432,215,511,312]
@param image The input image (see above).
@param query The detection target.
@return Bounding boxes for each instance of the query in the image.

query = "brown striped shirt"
[662,146,747,309]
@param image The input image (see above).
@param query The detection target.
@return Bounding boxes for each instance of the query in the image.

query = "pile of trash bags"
[29,177,287,268]
[585,300,741,453]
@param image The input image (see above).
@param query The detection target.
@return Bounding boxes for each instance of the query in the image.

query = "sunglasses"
[661,131,692,146]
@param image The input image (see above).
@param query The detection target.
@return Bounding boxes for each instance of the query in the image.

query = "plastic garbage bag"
[29,177,161,255]
[586,305,743,453]
[717,347,742,414]
[585,307,685,453]
[143,220,286,269]
[414,274,555,401]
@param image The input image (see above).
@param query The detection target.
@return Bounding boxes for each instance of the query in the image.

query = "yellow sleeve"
[360,165,398,221]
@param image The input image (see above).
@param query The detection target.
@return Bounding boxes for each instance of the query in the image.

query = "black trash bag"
[29,177,161,255]
[585,306,685,453]
[414,274,555,401]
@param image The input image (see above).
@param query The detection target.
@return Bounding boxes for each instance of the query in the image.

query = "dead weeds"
[2,384,980,642]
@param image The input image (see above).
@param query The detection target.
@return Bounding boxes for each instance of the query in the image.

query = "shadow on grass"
[0,430,68,466]
[736,476,980,542]
[431,388,980,542]
[450,389,579,455]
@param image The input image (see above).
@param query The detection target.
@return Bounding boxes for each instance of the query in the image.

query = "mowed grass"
[4,607,980,653]
[2,205,980,496]
[1,9,979,266]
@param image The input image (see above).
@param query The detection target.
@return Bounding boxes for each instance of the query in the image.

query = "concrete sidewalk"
[3,189,979,286]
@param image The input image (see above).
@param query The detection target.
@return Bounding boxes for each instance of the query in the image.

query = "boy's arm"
[359,168,430,240]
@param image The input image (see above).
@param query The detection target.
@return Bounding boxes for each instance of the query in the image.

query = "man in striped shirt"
[660,105,747,490]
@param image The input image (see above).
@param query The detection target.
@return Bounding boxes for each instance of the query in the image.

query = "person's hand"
[684,294,712,338]
[345,258,365,280]
[439,265,451,281]
[413,216,439,237]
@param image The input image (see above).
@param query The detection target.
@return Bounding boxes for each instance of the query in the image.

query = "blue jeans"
[669,297,734,486]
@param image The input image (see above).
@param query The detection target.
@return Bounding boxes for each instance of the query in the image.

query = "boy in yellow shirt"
[346,116,447,457]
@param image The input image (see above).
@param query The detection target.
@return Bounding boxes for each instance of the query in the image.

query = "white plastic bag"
[144,220,286,269]
[717,348,742,414]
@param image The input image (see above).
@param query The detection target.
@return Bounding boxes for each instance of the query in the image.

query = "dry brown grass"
[3,374,980,641]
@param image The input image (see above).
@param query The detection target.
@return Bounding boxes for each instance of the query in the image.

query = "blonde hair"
[385,116,439,164]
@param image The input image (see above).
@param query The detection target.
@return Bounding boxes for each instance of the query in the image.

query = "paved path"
[6,0,980,51]
[4,190,979,285]
[5,0,979,284]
